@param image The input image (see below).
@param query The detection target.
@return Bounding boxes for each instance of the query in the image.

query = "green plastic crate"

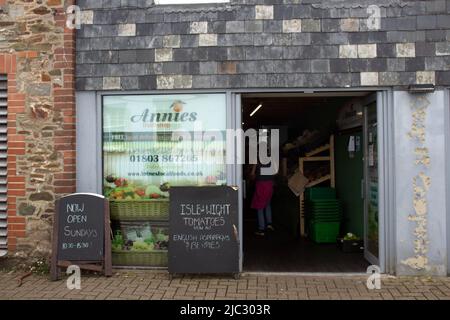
[309,221,340,243]
[305,187,336,200]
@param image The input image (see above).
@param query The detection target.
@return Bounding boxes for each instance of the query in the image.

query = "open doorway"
[241,92,378,272]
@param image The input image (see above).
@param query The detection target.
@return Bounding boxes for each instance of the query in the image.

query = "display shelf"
[299,135,335,237]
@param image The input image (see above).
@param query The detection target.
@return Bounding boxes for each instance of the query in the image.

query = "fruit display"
[111,224,169,252]
[104,175,170,200]
[343,232,360,241]
[204,171,226,185]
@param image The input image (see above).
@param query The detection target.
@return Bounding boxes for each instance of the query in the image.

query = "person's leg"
[257,209,265,232]
[265,203,272,225]
[265,203,275,231]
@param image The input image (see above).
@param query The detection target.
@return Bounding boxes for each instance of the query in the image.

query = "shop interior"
[241,92,375,272]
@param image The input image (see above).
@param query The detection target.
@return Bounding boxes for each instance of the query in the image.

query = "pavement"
[1,270,450,300]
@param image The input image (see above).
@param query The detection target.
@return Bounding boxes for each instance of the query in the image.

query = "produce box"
[309,221,340,243]
[112,251,168,267]
[111,221,169,267]
[103,176,170,221]
[109,199,169,221]
[305,187,336,200]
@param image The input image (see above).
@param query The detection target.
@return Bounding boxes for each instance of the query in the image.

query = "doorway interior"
[240,92,379,272]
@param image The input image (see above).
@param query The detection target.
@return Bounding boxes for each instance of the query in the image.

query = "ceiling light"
[250,104,262,117]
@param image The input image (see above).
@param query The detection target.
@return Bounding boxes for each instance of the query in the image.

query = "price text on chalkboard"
[169,186,239,274]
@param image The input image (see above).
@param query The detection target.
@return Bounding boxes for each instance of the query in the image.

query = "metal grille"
[0,75,7,257]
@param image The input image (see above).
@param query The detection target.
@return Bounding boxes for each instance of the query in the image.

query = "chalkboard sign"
[169,186,239,274]
[51,193,112,280]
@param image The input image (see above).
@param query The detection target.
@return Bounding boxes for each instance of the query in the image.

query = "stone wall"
[76,0,450,91]
[0,0,76,257]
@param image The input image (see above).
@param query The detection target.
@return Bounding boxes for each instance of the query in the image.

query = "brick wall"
[0,0,76,257]
[76,0,450,91]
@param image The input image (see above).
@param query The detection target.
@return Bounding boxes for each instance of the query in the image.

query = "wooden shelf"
[298,135,335,237]
[301,156,331,162]
[306,174,331,187]
[305,144,330,157]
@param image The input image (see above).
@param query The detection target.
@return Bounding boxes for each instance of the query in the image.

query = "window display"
[103,94,227,266]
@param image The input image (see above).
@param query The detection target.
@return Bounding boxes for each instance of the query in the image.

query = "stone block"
[226,21,245,33]
[180,35,198,48]
[121,76,139,89]
[417,15,437,30]
[200,61,217,75]
[291,33,311,45]
[416,71,436,84]
[311,59,330,73]
[340,18,359,32]
[358,44,377,58]
[157,75,193,89]
[119,50,137,63]
[396,43,416,57]
[103,77,121,89]
[377,43,396,57]
[387,58,406,72]
[255,5,274,20]
[263,20,282,33]
[245,20,263,33]
[81,10,94,25]
[118,24,136,37]
[282,19,302,33]
[436,42,450,56]
[302,19,321,32]
[218,62,237,75]
[379,72,400,85]
[321,19,340,32]
[190,21,208,34]
[360,72,379,86]
[192,75,212,88]
[199,34,217,47]
[163,35,180,48]
[138,75,157,90]
[405,57,425,71]
[339,45,358,58]
[155,48,173,62]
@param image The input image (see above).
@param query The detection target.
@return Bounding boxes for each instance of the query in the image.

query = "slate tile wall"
[76,0,450,90]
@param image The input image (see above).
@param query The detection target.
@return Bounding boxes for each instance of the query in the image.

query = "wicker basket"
[112,251,168,267]
[109,199,169,221]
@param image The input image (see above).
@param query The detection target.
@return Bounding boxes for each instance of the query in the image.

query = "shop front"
[74,1,450,276]
[77,89,397,274]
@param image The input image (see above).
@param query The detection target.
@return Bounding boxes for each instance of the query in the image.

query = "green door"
[335,131,364,239]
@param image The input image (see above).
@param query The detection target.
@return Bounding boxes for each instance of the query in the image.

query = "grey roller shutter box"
[0,75,7,257]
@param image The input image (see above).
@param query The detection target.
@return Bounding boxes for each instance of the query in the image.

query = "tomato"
[150,193,160,199]
[114,178,128,187]
[136,189,145,197]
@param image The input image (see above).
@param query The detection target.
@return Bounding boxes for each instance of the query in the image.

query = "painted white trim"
[445,88,450,276]
[60,193,104,198]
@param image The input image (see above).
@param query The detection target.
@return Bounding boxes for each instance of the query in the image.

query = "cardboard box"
[288,171,309,196]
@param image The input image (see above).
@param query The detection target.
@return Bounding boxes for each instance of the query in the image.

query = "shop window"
[103,93,227,266]
[0,75,7,257]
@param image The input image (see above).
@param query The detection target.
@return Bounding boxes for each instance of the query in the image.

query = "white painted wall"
[394,90,448,276]
[76,91,101,194]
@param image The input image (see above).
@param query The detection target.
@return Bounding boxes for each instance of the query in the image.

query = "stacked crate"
[304,188,342,243]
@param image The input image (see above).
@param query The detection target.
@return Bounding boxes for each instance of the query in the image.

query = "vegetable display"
[111,226,169,252]
[104,175,170,200]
